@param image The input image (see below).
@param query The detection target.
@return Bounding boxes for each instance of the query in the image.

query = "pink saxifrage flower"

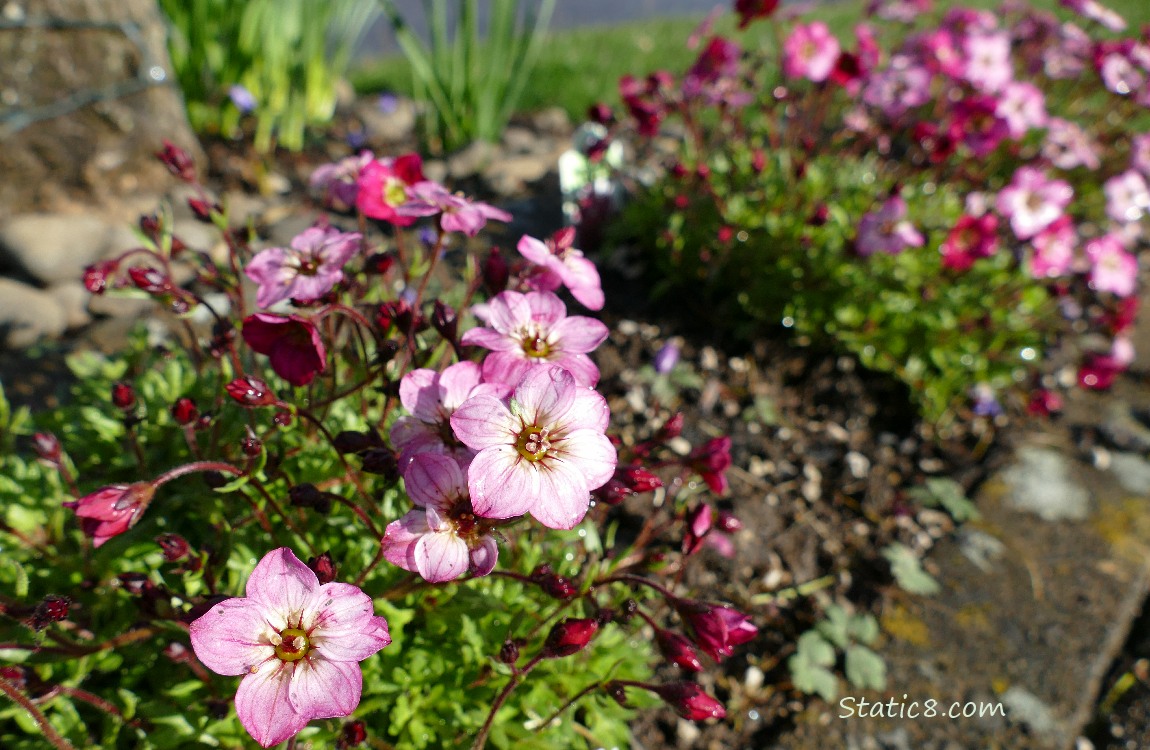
[355,154,425,225]
[963,31,1014,93]
[1104,170,1150,223]
[1042,118,1100,170]
[310,152,374,212]
[462,290,609,388]
[382,453,499,582]
[245,226,361,309]
[783,22,841,83]
[517,230,605,311]
[1029,215,1076,279]
[189,548,390,748]
[996,167,1073,240]
[450,365,617,530]
[394,181,512,237]
[941,213,999,271]
[390,361,503,469]
[242,313,327,387]
[1086,233,1139,297]
[854,195,924,256]
[65,483,156,547]
[862,55,933,118]
[673,599,759,661]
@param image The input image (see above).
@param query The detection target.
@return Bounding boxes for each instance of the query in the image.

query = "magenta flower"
[996,167,1073,240]
[245,226,361,309]
[382,453,498,582]
[1086,233,1139,297]
[862,56,933,118]
[242,314,327,387]
[517,230,605,310]
[309,152,374,212]
[65,483,156,548]
[462,290,609,387]
[673,599,758,661]
[783,22,841,83]
[450,365,617,530]
[1104,170,1150,223]
[394,181,512,237]
[854,196,924,257]
[952,95,1010,158]
[941,213,998,271]
[355,154,424,225]
[996,81,1047,139]
[189,548,390,748]
[1029,216,1076,279]
[963,32,1013,93]
[389,361,502,468]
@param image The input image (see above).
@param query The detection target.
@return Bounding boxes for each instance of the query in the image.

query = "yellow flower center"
[516,425,552,462]
[272,627,311,662]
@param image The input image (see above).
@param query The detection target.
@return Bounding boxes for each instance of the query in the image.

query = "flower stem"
[469,654,544,750]
[152,461,243,488]
[0,675,75,750]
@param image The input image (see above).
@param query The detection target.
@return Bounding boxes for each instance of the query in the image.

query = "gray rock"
[354,96,417,144]
[483,153,554,197]
[0,213,114,284]
[1099,402,1150,453]
[448,140,499,180]
[1001,686,1060,736]
[957,528,1006,572]
[1002,446,1090,521]
[48,281,94,330]
[87,291,157,320]
[1108,452,1150,495]
[501,125,540,155]
[532,106,572,136]
[0,278,67,348]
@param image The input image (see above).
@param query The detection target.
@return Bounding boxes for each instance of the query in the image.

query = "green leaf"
[844,644,887,690]
[908,477,980,522]
[882,543,941,595]
[815,605,850,649]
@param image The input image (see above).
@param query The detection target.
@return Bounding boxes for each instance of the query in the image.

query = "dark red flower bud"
[0,666,27,689]
[360,448,399,479]
[605,681,630,707]
[717,511,743,534]
[688,436,733,495]
[682,503,714,556]
[656,629,704,672]
[32,432,62,464]
[156,533,192,562]
[128,266,171,294]
[171,398,198,426]
[29,595,70,630]
[273,410,293,427]
[622,598,639,621]
[156,140,196,182]
[623,466,662,493]
[529,564,576,598]
[376,300,419,335]
[1027,388,1064,416]
[225,376,278,407]
[364,252,396,276]
[307,553,338,584]
[82,259,119,294]
[187,198,217,222]
[139,213,162,241]
[111,381,137,410]
[673,599,758,661]
[809,203,830,226]
[332,430,383,455]
[432,301,458,344]
[659,413,684,440]
[336,720,368,749]
[735,0,779,30]
[289,483,334,514]
[499,639,521,664]
[652,682,727,720]
[751,148,767,174]
[483,248,510,294]
[587,102,615,126]
[118,573,156,596]
[241,428,262,457]
[543,617,599,658]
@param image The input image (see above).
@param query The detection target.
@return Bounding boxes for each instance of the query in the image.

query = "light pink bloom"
[461,290,609,387]
[245,227,361,309]
[390,361,503,468]
[1098,44,1146,96]
[963,32,1013,93]
[1061,0,1127,31]
[996,167,1073,240]
[1104,170,1150,223]
[394,181,512,237]
[1042,118,1100,170]
[1029,216,1076,278]
[914,29,964,77]
[996,81,1047,138]
[783,22,841,83]
[517,230,604,310]
[1043,22,1091,79]
[862,55,932,118]
[867,0,932,23]
[309,152,373,212]
[1131,133,1150,177]
[382,453,498,582]
[189,548,390,748]
[1087,233,1139,297]
[450,366,617,530]
[855,196,924,256]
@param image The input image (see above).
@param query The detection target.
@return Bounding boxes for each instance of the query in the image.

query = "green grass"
[350,0,1150,123]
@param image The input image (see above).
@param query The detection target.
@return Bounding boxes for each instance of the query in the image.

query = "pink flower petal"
[461,327,518,351]
[451,395,516,450]
[525,291,568,327]
[398,368,439,418]
[468,446,538,519]
[403,453,467,509]
[530,461,591,529]
[437,361,483,409]
[550,353,601,387]
[484,291,531,334]
[470,537,499,577]
[562,387,612,432]
[557,429,618,489]
[562,256,605,310]
[479,351,533,387]
[382,511,429,571]
[189,598,276,676]
[414,531,470,582]
[235,662,309,748]
[517,235,552,265]
[245,547,319,623]
[514,366,577,425]
[288,658,362,719]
